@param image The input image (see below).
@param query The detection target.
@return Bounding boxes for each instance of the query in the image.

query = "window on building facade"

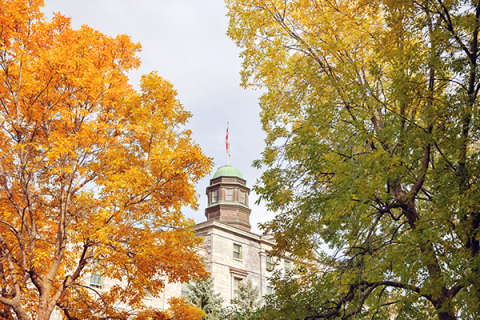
[267,286,274,295]
[266,256,274,271]
[143,287,152,298]
[212,190,218,203]
[284,260,291,272]
[234,278,242,299]
[181,283,189,297]
[225,189,233,201]
[233,244,242,260]
[90,273,103,289]
[240,190,245,204]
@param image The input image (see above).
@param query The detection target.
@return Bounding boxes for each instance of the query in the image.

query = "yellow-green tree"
[227,0,479,319]
[0,1,211,319]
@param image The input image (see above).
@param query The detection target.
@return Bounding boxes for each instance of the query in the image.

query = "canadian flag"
[226,125,230,162]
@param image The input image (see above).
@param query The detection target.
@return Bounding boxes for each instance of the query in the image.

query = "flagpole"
[226,121,230,165]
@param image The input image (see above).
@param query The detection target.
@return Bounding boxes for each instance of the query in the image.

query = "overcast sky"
[43,0,273,234]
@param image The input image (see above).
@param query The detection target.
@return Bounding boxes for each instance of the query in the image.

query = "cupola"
[205,165,251,231]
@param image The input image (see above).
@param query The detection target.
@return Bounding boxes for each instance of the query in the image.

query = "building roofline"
[194,220,276,245]
[206,181,250,191]
[205,201,252,211]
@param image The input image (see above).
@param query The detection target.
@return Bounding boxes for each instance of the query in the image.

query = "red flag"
[226,125,230,162]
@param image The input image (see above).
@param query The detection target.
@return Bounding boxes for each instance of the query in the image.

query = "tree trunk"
[438,312,456,320]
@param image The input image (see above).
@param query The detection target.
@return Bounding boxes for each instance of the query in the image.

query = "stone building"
[194,164,292,306]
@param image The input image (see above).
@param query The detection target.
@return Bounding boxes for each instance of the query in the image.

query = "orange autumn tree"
[0,1,211,319]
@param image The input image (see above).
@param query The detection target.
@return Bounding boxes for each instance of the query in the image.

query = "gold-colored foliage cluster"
[0,1,211,319]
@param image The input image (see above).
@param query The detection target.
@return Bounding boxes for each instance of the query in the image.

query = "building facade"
[195,165,291,306]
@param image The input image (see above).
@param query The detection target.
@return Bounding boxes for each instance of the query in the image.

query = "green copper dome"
[212,165,244,179]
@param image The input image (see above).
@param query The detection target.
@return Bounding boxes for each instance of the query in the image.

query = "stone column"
[258,251,267,298]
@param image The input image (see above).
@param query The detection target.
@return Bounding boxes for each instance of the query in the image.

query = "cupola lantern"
[205,165,251,231]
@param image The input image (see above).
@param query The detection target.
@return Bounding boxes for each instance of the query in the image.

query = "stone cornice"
[193,220,276,246]
[229,266,248,277]
[206,181,251,191]
[205,201,251,212]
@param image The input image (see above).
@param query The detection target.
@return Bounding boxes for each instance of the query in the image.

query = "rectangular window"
[233,244,242,260]
[284,260,291,272]
[234,278,242,299]
[212,190,218,203]
[90,274,103,289]
[267,286,274,295]
[240,191,245,204]
[266,256,274,271]
[143,287,152,298]
[181,283,189,297]
[226,189,233,201]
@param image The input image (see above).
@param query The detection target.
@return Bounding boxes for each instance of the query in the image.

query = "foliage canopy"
[184,276,224,320]
[0,1,212,319]
[225,279,260,320]
[231,279,259,311]
[227,0,480,319]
